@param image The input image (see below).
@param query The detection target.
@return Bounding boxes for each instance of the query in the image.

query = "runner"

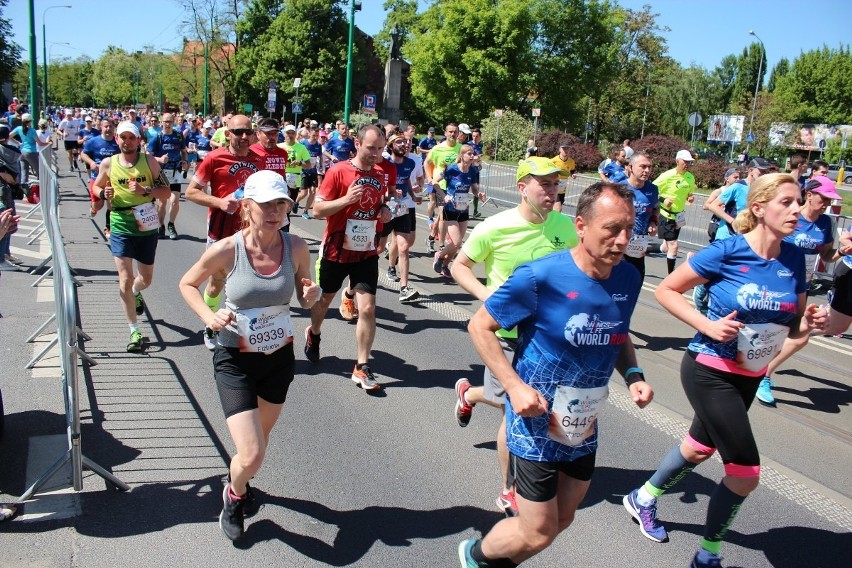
[757,175,839,405]
[304,125,392,391]
[147,113,188,240]
[825,228,852,335]
[185,114,262,350]
[250,117,289,232]
[549,144,576,213]
[432,144,484,277]
[451,157,579,517]
[382,134,419,302]
[621,152,659,288]
[179,170,320,542]
[277,124,311,218]
[703,167,742,243]
[57,111,81,173]
[622,173,826,568]
[458,181,653,567]
[297,128,323,219]
[80,118,120,235]
[93,122,171,352]
[423,123,462,252]
[323,121,356,166]
[655,149,696,274]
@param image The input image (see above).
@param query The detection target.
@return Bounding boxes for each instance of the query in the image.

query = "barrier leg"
[25,221,44,238]
[76,327,91,341]
[82,455,130,492]
[27,227,47,246]
[27,314,56,343]
[26,336,58,369]
[31,266,53,287]
[74,346,97,367]
[16,450,71,503]
[29,254,52,275]
[23,205,41,220]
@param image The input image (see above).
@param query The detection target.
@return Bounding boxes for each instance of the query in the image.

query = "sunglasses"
[230,128,254,137]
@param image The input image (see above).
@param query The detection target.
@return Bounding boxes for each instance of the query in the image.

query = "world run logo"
[735,283,796,313]
[563,313,626,348]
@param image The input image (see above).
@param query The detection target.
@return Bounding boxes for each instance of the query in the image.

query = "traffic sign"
[244,104,253,112]
[688,112,702,127]
[363,94,376,114]
[266,100,276,111]
[267,89,277,103]
[292,96,302,104]
[494,109,503,117]
[818,139,827,149]
[268,80,277,89]
[746,133,755,143]
[292,103,303,114]
[586,122,594,132]
[532,108,541,117]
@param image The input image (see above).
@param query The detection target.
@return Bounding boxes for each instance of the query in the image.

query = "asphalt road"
[0,166,849,567]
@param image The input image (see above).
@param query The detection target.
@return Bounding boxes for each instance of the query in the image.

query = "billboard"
[769,123,852,151]
[706,115,745,143]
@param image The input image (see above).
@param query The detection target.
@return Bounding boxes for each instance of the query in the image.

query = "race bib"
[626,234,649,258]
[547,385,609,446]
[675,211,686,229]
[132,202,160,232]
[805,255,817,282]
[310,156,319,168]
[736,322,789,373]
[285,173,299,188]
[453,191,472,210]
[235,305,293,354]
[343,219,377,251]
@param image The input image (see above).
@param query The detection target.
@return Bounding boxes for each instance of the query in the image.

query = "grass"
[839,190,852,216]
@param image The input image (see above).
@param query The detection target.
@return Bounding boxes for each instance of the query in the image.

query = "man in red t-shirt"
[304,125,392,391]
[186,114,262,348]
[249,117,292,230]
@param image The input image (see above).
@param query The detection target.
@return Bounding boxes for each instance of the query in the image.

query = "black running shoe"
[219,484,245,541]
[228,474,258,518]
[304,326,321,363]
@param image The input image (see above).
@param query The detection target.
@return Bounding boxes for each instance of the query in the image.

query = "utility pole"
[343,1,360,125]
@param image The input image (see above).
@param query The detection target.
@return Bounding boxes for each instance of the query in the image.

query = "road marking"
[17,434,80,522]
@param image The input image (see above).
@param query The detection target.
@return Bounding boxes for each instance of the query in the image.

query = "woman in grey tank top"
[179,171,320,542]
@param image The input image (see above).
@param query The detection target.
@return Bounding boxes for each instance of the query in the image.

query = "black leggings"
[681,351,760,475]
[622,254,645,283]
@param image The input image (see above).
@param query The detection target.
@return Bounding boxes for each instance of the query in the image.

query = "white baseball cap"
[675,149,695,162]
[243,170,294,203]
[116,122,140,137]
[458,123,472,135]
[283,124,297,132]
[203,120,214,128]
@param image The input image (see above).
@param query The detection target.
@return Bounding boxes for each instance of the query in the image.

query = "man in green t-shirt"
[654,149,696,273]
[209,113,233,150]
[450,157,579,516]
[423,123,462,251]
[277,124,312,206]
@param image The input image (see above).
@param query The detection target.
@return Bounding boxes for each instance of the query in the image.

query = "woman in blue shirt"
[623,174,826,568]
[11,114,47,183]
[757,175,840,404]
[431,144,484,277]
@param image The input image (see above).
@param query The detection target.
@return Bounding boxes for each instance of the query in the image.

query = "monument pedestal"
[383,59,404,124]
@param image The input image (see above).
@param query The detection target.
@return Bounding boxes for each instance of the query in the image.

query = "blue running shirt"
[82,136,120,181]
[688,235,806,373]
[443,163,479,213]
[783,214,833,255]
[485,250,639,462]
[628,180,658,236]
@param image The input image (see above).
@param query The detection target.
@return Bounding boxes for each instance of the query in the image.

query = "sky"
[7,0,852,73]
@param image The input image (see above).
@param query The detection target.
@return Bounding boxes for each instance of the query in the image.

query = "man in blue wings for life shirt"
[147,113,188,240]
[459,182,654,568]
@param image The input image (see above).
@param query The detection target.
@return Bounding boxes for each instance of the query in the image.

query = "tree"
[49,56,95,107]
[91,47,138,107]
[405,0,532,125]
[767,57,789,92]
[772,46,852,124]
[0,0,22,106]
[480,109,535,162]
[730,42,766,108]
[235,0,365,120]
[374,0,419,64]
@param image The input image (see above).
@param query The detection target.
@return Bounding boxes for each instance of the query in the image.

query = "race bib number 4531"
[547,384,609,446]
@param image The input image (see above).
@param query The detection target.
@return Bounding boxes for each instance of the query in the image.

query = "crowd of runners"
[5,102,852,567]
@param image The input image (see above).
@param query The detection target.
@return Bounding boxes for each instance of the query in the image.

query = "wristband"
[625,366,644,386]
[98,188,106,201]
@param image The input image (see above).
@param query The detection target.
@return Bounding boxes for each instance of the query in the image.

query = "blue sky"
[8,0,852,73]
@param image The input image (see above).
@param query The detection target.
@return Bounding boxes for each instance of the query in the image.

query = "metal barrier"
[18,148,128,503]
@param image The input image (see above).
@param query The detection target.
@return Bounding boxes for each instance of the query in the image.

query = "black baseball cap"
[748,157,771,170]
[257,117,279,130]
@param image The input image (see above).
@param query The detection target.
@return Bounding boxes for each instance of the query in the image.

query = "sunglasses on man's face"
[230,128,254,137]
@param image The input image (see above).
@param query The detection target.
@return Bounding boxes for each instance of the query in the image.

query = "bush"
[566,143,604,173]
[632,135,691,172]
[480,110,535,162]
[535,130,581,159]
[690,156,731,189]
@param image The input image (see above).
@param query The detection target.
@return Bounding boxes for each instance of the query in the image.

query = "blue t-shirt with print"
[303,140,323,174]
[443,163,479,212]
[688,235,806,361]
[196,134,212,152]
[467,140,483,155]
[485,250,639,463]
[393,156,416,193]
[419,137,437,153]
[628,180,658,235]
[783,214,834,255]
[325,137,355,162]
[148,131,185,170]
[714,181,750,241]
[81,136,120,180]
[603,161,627,183]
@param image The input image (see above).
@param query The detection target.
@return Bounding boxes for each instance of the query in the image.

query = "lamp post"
[746,30,765,153]
[343,0,361,126]
[42,5,72,112]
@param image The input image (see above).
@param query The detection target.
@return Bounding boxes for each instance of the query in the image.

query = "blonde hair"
[456,144,474,164]
[732,173,798,234]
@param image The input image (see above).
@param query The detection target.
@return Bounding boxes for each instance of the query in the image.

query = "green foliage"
[374,0,418,64]
[48,57,95,107]
[0,0,21,105]
[767,57,789,92]
[235,0,362,120]
[689,156,729,189]
[824,137,852,165]
[91,47,138,107]
[772,46,852,124]
[406,0,532,126]
[731,42,766,107]
[480,110,535,162]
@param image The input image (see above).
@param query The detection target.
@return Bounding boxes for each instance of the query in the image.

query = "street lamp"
[42,5,72,112]
[746,30,765,153]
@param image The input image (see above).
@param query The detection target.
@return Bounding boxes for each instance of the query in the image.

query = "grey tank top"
[218,230,295,348]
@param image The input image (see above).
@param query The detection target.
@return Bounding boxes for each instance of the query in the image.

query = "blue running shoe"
[755,378,775,406]
[623,488,669,542]
[457,538,479,568]
[690,549,723,567]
